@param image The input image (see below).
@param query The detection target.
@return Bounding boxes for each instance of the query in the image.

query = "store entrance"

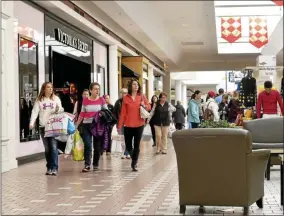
[52,51,91,113]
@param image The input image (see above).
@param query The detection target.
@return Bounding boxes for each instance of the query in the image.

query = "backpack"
[203,102,214,121]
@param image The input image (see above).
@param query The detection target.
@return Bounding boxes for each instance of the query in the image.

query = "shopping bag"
[67,118,76,135]
[168,123,176,138]
[65,135,74,155]
[55,134,69,142]
[142,124,152,141]
[72,130,84,161]
[111,135,124,153]
[45,113,68,137]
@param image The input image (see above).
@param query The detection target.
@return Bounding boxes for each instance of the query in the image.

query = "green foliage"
[200,120,235,128]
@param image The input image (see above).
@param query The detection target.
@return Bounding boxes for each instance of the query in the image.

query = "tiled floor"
[2,139,283,215]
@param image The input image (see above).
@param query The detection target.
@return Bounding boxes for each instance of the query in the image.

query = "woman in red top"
[118,79,151,171]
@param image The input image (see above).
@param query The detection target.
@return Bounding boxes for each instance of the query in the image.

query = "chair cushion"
[252,143,283,149]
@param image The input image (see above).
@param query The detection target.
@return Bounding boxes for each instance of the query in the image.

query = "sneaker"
[82,166,90,172]
[131,165,138,172]
[58,149,63,154]
[156,151,161,154]
[126,155,131,159]
[162,151,167,155]
[121,155,126,159]
[51,170,58,176]
[93,166,99,171]
[45,169,52,175]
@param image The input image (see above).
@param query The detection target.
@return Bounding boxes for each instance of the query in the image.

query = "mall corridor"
[2,139,283,215]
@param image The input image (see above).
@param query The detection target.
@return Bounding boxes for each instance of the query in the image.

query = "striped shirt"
[79,97,108,124]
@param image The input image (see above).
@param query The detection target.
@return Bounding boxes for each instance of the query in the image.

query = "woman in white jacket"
[204,91,220,122]
[29,82,63,176]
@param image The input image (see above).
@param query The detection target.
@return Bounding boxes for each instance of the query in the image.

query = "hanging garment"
[239,77,257,107]
[281,77,284,99]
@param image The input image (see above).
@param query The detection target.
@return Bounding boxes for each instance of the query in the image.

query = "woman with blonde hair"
[29,82,63,176]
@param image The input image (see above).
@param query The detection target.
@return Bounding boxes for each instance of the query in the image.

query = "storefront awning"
[122,64,140,78]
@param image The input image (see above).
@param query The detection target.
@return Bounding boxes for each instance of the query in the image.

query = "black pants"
[175,123,183,130]
[191,122,199,128]
[150,123,156,144]
[124,125,144,167]
[106,125,114,153]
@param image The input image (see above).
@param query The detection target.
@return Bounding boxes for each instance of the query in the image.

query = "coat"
[172,105,186,124]
[188,99,200,123]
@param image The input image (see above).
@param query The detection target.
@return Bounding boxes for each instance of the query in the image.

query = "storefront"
[13,1,109,164]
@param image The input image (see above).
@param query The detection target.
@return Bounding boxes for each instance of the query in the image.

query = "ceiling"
[92,1,282,72]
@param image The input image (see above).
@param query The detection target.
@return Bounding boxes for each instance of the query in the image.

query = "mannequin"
[239,69,257,107]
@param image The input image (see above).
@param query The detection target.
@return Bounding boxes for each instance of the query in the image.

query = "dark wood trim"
[17,152,45,166]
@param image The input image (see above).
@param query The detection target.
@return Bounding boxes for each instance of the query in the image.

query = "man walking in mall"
[256,81,284,118]
[215,88,224,104]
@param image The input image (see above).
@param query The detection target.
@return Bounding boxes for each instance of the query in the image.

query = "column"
[175,80,182,103]
[1,1,18,172]
[148,65,154,98]
[163,72,171,102]
[108,45,119,102]
[182,83,188,110]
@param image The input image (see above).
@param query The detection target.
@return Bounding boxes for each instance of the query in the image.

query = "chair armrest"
[245,149,270,205]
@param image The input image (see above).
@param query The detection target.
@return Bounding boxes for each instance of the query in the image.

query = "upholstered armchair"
[172,128,270,215]
[243,117,283,180]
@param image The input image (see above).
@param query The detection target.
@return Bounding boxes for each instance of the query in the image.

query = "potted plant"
[200,120,236,128]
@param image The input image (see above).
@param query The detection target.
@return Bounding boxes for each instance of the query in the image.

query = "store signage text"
[54,28,88,53]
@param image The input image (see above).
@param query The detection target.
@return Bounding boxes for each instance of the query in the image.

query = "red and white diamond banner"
[271,0,283,6]
[221,17,242,43]
[249,17,268,49]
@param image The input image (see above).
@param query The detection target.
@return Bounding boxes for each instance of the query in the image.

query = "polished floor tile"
[2,139,283,215]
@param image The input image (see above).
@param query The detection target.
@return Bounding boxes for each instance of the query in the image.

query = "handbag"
[140,94,150,119]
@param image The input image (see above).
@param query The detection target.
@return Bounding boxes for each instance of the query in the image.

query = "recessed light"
[182,24,188,27]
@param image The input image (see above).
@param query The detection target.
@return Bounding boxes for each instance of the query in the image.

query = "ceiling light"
[182,24,188,27]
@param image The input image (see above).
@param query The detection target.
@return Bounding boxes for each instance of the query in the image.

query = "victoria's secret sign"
[54,28,88,53]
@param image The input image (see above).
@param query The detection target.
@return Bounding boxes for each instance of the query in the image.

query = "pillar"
[182,83,188,110]
[175,80,182,103]
[1,1,18,172]
[148,65,154,98]
[108,45,119,102]
[163,72,171,102]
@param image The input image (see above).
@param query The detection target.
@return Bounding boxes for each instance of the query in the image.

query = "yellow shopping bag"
[72,130,84,161]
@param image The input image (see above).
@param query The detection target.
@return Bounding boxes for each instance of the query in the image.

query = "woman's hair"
[151,95,158,103]
[37,82,54,102]
[127,78,141,94]
[89,82,100,91]
[222,94,229,100]
[233,90,239,98]
[159,92,167,99]
[192,90,201,99]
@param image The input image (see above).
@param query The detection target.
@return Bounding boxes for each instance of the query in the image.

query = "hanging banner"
[271,1,283,6]
[249,17,268,49]
[221,17,242,43]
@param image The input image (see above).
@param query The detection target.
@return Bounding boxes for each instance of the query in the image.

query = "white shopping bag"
[45,113,68,137]
[111,135,124,153]
[168,123,176,138]
[142,124,152,141]
[64,135,74,155]
[55,134,69,142]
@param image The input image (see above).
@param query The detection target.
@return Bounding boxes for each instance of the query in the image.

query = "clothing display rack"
[239,69,257,108]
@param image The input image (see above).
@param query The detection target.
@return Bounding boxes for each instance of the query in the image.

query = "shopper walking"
[75,82,108,172]
[172,101,186,130]
[218,94,229,121]
[147,92,176,154]
[204,91,220,122]
[256,81,284,118]
[113,88,130,159]
[188,90,202,128]
[117,79,151,171]
[149,95,158,146]
[215,88,224,104]
[228,91,241,123]
[103,94,114,155]
[29,82,63,176]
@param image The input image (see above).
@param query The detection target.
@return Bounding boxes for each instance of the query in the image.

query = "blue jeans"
[188,122,192,129]
[82,124,103,167]
[40,128,58,171]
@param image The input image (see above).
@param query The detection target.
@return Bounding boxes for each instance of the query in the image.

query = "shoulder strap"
[207,101,212,109]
